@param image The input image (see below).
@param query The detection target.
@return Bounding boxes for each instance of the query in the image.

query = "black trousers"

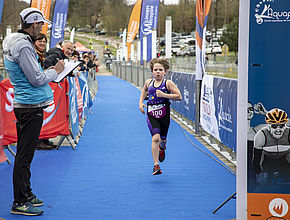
[13,107,43,204]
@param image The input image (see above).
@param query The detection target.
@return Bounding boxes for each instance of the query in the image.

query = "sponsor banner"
[75,77,83,121]
[68,76,79,139]
[139,0,159,63]
[195,0,212,80]
[169,71,196,122]
[0,79,69,145]
[246,0,290,215]
[40,80,70,139]
[249,0,290,126]
[200,75,220,141]
[248,193,290,219]
[126,0,142,60]
[0,0,4,24]
[78,73,93,119]
[30,0,52,35]
[0,79,16,145]
[213,77,237,151]
[200,75,237,151]
[50,0,69,48]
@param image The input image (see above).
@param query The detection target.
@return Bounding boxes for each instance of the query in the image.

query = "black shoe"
[159,145,166,162]
[28,194,43,207]
[36,141,56,150]
[11,202,43,216]
[42,139,57,147]
[153,164,162,175]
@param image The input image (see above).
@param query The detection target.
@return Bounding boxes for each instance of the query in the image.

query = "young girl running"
[139,58,182,175]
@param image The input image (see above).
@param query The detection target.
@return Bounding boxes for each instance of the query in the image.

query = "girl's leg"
[160,138,167,149]
[151,134,161,165]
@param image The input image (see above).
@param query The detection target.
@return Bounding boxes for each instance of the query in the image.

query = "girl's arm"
[139,79,151,114]
[156,80,182,101]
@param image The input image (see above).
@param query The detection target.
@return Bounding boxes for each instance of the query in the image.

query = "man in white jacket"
[3,7,64,216]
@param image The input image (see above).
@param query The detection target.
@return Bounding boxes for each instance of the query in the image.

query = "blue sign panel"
[247,0,290,196]
[68,77,79,139]
[213,77,237,151]
[170,71,196,122]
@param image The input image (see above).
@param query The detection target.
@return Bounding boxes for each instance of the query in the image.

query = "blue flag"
[50,0,69,48]
[139,0,160,64]
[0,0,4,24]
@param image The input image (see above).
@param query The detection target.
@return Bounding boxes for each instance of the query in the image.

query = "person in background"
[87,52,96,68]
[138,58,182,175]
[2,7,64,216]
[34,33,57,150]
[93,54,100,72]
[43,40,74,69]
[71,50,82,76]
[79,54,91,72]
[71,50,80,62]
[34,33,47,69]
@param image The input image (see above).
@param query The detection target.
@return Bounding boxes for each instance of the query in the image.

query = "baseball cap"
[20,7,51,24]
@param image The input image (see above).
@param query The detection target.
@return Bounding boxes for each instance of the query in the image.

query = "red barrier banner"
[0,79,70,145]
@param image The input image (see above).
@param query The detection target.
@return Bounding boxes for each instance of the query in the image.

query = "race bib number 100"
[148,104,166,119]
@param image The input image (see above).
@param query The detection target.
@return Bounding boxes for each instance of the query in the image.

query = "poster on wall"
[246,0,290,218]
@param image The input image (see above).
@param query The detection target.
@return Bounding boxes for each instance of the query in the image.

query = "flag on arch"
[195,0,212,80]
[126,0,143,61]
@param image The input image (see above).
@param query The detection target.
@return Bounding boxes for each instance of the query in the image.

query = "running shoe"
[28,194,43,207]
[159,145,166,162]
[11,202,43,216]
[153,164,162,175]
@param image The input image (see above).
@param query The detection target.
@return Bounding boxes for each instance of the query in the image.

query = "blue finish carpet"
[0,76,236,219]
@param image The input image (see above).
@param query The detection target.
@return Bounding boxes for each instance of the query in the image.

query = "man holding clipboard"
[2,7,64,216]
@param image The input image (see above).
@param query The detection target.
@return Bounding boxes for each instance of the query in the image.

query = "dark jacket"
[87,60,96,68]
[43,47,67,69]
[44,47,75,76]
[79,61,90,72]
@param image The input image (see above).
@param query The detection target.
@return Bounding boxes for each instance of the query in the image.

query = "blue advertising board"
[170,71,196,122]
[246,0,290,218]
[68,77,79,139]
[213,77,237,151]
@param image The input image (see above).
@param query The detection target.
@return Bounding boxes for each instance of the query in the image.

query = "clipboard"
[53,59,80,83]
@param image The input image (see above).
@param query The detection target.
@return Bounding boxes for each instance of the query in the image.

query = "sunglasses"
[270,124,286,129]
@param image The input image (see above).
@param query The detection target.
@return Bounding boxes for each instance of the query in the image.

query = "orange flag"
[126,0,142,61]
[195,0,212,80]
[30,0,52,35]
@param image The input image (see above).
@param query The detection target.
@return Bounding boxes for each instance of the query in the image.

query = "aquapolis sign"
[141,5,155,35]
[52,13,66,39]
[255,0,290,24]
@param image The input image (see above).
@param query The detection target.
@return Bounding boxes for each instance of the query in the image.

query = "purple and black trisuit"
[146,79,171,140]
